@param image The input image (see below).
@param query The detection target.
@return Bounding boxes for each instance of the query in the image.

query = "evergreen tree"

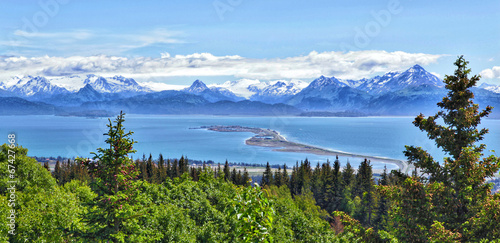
[140,154,148,181]
[374,166,389,230]
[158,154,166,183]
[54,160,62,184]
[74,111,144,241]
[282,164,289,186]
[385,57,500,241]
[320,160,332,210]
[354,159,374,226]
[274,165,282,187]
[166,159,172,179]
[261,162,274,187]
[289,163,299,195]
[342,162,355,189]
[242,168,251,186]
[179,156,187,175]
[172,159,179,178]
[146,153,156,183]
[236,170,243,185]
[65,160,73,183]
[224,160,230,181]
[312,162,323,206]
[43,161,50,172]
[190,167,199,181]
[231,168,237,184]
[331,157,342,212]
[183,156,189,175]
[299,159,312,193]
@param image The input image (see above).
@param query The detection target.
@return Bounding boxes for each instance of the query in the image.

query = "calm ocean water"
[1,115,499,170]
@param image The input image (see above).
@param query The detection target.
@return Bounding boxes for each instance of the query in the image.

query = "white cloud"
[4,28,185,56]
[14,29,93,40]
[480,66,500,79]
[0,50,443,82]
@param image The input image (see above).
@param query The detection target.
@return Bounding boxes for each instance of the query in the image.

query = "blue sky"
[1,0,499,85]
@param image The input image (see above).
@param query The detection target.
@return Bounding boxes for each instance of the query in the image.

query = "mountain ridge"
[1,65,499,117]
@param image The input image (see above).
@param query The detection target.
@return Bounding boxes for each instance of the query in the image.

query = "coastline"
[196,125,410,173]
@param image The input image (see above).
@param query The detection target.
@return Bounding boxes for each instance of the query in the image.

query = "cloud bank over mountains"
[0,51,443,82]
[480,66,500,79]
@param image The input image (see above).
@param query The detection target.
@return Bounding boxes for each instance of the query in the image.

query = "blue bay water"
[1,115,498,170]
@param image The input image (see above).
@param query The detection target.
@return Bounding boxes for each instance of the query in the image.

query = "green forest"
[1,57,500,242]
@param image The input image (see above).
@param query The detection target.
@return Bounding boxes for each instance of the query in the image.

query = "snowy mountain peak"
[396,64,442,87]
[355,65,442,95]
[309,75,345,89]
[81,75,149,93]
[110,75,140,86]
[479,83,500,93]
[408,64,425,72]
[184,80,209,94]
[78,83,98,93]
[7,76,68,97]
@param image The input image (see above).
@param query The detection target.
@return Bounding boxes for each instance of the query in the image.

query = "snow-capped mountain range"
[0,74,151,98]
[3,76,69,97]
[182,80,243,102]
[338,64,443,94]
[479,83,500,94]
[1,64,498,99]
[1,64,500,116]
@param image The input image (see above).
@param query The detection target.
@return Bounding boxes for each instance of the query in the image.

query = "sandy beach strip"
[196,125,410,173]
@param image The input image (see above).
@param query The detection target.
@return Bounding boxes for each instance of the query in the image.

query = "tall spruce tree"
[242,168,251,186]
[231,168,237,184]
[374,166,389,230]
[354,159,374,226]
[146,154,156,183]
[74,111,144,241]
[321,160,333,210]
[261,162,274,187]
[282,164,289,186]
[274,165,282,187]
[54,160,62,184]
[158,154,166,183]
[385,56,500,241]
[172,159,179,178]
[224,160,230,181]
[331,157,342,212]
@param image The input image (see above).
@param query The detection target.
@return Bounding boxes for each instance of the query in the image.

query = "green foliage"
[63,179,97,205]
[428,221,461,243]
[462,195,500,240]
[0,144,56,193]
[332,211,380,242]
[15,186,83,242]
[382,177,434,242]
[267,185,337,242]
[228,183,274,242]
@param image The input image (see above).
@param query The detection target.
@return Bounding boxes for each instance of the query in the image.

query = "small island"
[195,125,409,173]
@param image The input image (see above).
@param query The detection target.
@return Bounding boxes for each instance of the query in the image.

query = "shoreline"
[196,125,409,173]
